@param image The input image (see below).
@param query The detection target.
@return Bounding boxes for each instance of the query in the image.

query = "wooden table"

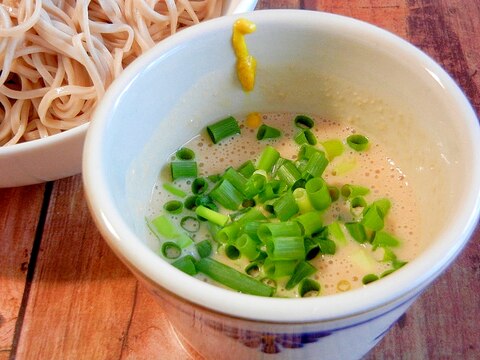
[1,1,479,359]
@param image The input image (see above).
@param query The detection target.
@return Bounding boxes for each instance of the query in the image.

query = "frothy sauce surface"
[147,113,421,297]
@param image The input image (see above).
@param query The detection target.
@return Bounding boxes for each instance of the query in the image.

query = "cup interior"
[84,10,480,322]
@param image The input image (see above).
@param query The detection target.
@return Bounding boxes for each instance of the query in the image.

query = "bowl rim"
[0,122,89,156]
[83,9,480,323]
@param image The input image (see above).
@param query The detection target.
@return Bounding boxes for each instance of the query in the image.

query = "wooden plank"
[12,175,197,359]
[255,0,301,9]
[367,235,480,359]
[304,0,409,38]
[406,0,480,113]
[372,1,480,356]
[14,176,139,359]
[0,184,45,358]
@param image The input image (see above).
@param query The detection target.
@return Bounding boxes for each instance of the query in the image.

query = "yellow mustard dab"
[232,19,256,91]
[245,112,262,128]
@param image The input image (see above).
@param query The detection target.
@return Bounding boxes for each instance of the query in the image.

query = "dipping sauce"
[147,113,420,297]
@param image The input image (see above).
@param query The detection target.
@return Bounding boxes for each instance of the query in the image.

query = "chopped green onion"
[196,258,274,297]
[347,134,369,151]
[295,129,317,145]
[276,160,302,187]
[195,194,215,208]
[285,261,317,290]
[350,196,367,217]
[223,167,248,196]
[207,222,221,241]
[315,237,336,255]
[171,161,197,180]
[261,277,277,289]
[256,145,280,173]
[372,198,391,217]
[372,231,400,249]
[244,172,267,199]
[293,187,314,214]
[195,202,217,221]
[305,177,332,211]
[392,259,407,270]
[148,215,178,239]
[242,199,256,208]
[351,249,376,272]
[195,205,229,227]
[191,177,208,195]
[196,240,213,258]
[383,248,398,262]
[172,255,197,275]
[236,233,260,261]
[245,262,261,277]
[184,195,198,210]
[380,269,396,278]
[302,150,328,179]
[225,244,241,260]
[216,223,241,243]
[263,259,298,279]
[243,221,265,243]
[258,182,276,203]
[273,191,299,221]
[256,124,282,140]
[237,160,256,178]
[350,196,367,210]
[180,216,200,232]
[258,222,303,244]
[176,233,194,249]
[294,114,315,129]
[292,178,307,191]
[266,236,305,261]
[321,139,344,160]
[294,211,323,237]
[176,147,195,160]
[162,183,187,198]
[298,144,320,161]
[362,273,379,284]
[271,179,288,195]
[341,184,370,199]
[328,186,340,202]
[207,174,221,183]
[345,222,368,243]
[209,179,244,210]
[361,204,385,231]
[304,237,320,260]
[327,221,347,246]
[163,200,183,214]
[206,116,241,144]
[298,278,320,297]
[333,157,357,175]
[235,207,267,226]
[161,241,182,259]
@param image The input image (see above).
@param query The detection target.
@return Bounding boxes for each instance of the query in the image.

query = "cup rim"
[83,9,480,323]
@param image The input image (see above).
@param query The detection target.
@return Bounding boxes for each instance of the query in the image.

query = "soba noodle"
[0,0,221,145]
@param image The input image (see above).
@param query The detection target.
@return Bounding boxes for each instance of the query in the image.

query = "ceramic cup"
[83,10,480,359]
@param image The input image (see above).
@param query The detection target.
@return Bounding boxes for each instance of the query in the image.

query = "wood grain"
[1,1,479,359]
[0,184,45,358]
[13,176,138,359]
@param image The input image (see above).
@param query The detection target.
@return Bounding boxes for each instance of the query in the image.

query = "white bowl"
[83,10,480,359]
[0,0,257,188]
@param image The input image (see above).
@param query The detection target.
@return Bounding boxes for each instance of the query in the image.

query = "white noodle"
[0,0,222,145]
